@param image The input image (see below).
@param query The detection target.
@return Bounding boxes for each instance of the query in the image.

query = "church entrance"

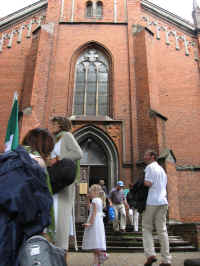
[75,138,108,223]
[74,125,119,223]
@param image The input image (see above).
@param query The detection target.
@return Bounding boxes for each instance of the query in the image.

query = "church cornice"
[0,0,47,32]
[141,0,195,36]
[59,21,128,25]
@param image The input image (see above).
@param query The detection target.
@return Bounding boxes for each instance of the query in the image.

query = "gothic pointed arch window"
[86,1,93,18]
[96,1,103,17]
[73,48,110,117]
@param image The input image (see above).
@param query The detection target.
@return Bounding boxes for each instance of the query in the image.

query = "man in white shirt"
[142,150,171,266]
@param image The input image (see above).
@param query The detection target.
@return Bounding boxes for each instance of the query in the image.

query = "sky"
[0,0,196,23]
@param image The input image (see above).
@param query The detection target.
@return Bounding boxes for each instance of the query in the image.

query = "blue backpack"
[108,206,116,221]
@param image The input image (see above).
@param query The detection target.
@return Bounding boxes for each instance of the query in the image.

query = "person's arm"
[62,133,83,160]
[108,190,113,206]
[144,180,152,187]
[123,198,129,209]
[122,192,129,209]
[144,166,153,187]
[83,201,97,228]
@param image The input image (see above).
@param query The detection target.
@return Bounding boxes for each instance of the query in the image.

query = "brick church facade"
[0,0,200,223]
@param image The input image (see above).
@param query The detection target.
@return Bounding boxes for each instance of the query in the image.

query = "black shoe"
[144,256,157,266]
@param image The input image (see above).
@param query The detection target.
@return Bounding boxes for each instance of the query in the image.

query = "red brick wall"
[62,0,127,23]
[0,10,46,151]
[166,160,181,221]
[177,170,200,222]
[132,28,159,161]
[137,11,200,165]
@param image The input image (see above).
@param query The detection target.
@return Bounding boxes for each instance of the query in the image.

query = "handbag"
[47,158,76,194]
[108,206,116,221]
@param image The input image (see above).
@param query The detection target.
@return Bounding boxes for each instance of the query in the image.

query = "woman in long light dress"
[50,116,83,264]
[82,184,109,266]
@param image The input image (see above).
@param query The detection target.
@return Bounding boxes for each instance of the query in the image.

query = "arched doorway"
[80,138,108,186]
[74,125,119,223]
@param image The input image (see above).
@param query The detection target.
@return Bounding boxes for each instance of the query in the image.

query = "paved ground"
[68,251,200,266]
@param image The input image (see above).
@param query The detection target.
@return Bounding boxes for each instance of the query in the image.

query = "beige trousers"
[113,203,126,231]
[142,205,171,264]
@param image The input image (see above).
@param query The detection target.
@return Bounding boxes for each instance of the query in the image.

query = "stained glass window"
[73,49,109,116]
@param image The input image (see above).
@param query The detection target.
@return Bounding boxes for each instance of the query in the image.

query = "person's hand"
[125,203,129,210]
[83,223,91,228]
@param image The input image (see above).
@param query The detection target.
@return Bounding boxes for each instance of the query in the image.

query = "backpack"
[0,145,52,266]
[47,158,76,194]
[128,180,149,213]
[19,235,67,266]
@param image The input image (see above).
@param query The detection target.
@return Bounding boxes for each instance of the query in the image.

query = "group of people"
[1,112,171,266]
[90,148,171,266]
[97,150,171,266]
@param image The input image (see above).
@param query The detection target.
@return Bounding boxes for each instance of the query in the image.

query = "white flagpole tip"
[14,91,18,99]
[12,92,18,104]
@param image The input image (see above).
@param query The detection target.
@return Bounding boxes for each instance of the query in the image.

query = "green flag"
[5,92,19,151]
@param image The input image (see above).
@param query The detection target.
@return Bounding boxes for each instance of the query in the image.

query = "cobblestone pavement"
[68,252,200,266]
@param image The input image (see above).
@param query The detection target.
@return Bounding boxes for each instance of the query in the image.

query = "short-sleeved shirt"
[109,188,125,204]
[145,161,168,206]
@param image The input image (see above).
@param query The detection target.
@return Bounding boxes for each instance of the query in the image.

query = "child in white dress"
[82,184,109,266]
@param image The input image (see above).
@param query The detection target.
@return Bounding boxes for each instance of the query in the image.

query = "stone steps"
[70,224,197,253]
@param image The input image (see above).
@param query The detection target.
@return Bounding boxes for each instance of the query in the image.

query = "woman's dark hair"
[22,128,54,160]
[51,116,72,132]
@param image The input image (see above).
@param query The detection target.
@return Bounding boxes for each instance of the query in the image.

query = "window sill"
[70,115,113,121]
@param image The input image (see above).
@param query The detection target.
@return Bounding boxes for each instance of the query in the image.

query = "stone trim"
[59,21,128,25]
[141,0,195,34]
[141,16,198,60]
[149,109,168,121]
[70,115,119,122]
[0,0,47,31]
[176,165,200,171]
[0,15,45,52]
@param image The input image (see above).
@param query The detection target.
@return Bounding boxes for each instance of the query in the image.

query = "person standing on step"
[99,178,108,196]
[142,149,172,266]
[126,183,139,232]
[98,178,109,224]
[49,116,83,265]
[82,184,109,266]
[108,181,128,233]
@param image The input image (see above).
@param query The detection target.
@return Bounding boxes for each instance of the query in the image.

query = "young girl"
[82,184,109,266]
